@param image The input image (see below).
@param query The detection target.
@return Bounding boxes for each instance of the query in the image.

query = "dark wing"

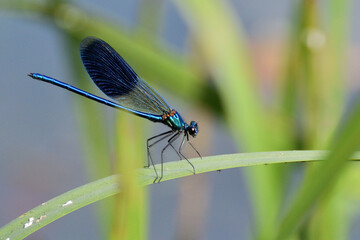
[80,37,171,116]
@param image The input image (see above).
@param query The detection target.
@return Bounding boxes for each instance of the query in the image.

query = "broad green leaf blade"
[64,35,114,238]
[110,115,147,240]
[305,1,351,239]
[1,151,360,240]
[172,1,289,238]
[275,97,360,240]
[0,175,121,240]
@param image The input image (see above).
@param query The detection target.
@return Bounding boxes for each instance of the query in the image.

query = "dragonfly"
[28,37,201,183]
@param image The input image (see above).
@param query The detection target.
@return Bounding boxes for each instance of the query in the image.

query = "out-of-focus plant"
[0,0,358,240]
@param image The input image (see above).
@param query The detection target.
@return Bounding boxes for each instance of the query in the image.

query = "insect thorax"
[162,110,186,131]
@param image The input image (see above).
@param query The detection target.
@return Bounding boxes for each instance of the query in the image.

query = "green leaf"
[274,97,360,240]
[1,151,360,240]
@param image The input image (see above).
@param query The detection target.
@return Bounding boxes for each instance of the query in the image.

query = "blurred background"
[1,0,360,239]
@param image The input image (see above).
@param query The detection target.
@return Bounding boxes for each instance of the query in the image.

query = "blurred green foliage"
[1,0,360,239]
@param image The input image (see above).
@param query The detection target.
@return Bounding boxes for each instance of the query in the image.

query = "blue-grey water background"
[1,0,360,239]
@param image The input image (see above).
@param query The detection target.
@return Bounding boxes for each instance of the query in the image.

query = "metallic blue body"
[29,73,164,123]
[164,112,187,131]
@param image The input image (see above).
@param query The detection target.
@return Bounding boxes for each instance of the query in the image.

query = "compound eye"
[189,127,198,137]
[188,121,198,137]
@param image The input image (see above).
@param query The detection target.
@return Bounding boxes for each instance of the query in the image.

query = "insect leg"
[157,132,180,183]
[188,141,202,159]
[168,133,183,160]
[147,130,173,183]
[178,134,196,174]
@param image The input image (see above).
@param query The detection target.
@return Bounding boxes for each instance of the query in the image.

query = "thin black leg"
[147,130,173,183]
[148,131,174,148]
[178,134,186,153]
[147,130,173,145]
[157,132,180,183]
[146,130,173,167]
[168,134,183,160]
[184,133,202,159]
[188,141,202,159]
[147,130,173,170]
[178,134,196,174]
